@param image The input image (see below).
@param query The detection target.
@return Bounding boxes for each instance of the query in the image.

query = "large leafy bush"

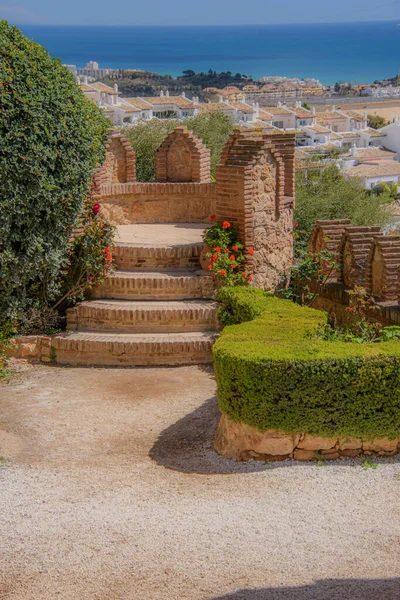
[0,21,109,324]
[213,288,400,439]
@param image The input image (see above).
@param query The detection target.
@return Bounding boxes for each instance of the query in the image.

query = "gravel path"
[1,361,400,600]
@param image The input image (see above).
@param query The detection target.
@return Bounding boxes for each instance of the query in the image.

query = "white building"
[345,161,400,190]
[379,120,400,156]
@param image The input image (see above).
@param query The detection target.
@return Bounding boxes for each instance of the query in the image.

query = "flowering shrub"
[203,217,253,286]
[53,198,115,310]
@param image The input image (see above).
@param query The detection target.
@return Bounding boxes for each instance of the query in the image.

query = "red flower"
[232,263,237,269]
[212,253,218,260]
[248,275,253,281]
[242,272,247,277]
[222,221,231,229]
[93,203,101,215]
[224,248,230,253]
[248,248,254,255]
[210,214,216,221]
[229,255,235,261]
[232,245,239,252]
[219,269,226,276]
[215,247,221,253]
[208,265,212,270]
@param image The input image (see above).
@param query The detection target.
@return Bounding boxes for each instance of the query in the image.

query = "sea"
[18,21,400,86]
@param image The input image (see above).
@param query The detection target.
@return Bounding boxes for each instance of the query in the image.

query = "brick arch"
[95,133,136,186]
[365,235,400,301]
[215,130,296,291]
[337,226,381,288]
[308,219,351,279]
[155,126,211,183]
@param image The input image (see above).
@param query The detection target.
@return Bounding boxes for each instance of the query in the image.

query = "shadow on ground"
[149,395,400,475]
[207,578,400,599]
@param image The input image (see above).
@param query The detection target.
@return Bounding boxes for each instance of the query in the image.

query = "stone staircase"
[51,235,218,366]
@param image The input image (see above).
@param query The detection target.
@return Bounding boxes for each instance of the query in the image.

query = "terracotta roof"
[125,97,153,110]
[249,121,283,132]
[199,102,235,112]
[80,83,96,93]
[316,111,347,121]
[341,110,366,122]
[340,132,361,139]
[303,124,331,134]
[293,108,314,119]
[143,95,194,109]
[229,102,254,114]
[297,145,323,154]
[117,104,141,113]
[361,128,386,138]
[257,109,274,121]
[90,82,120,95]
[329,131,343,140]
[263,106,292,116]
[346,162,400,179]
[355,147,396,160]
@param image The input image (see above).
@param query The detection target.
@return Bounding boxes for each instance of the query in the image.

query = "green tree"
[123,119,180,182]
[367,114,389,129]
[0,21,109,324]
[123,111,235,181]
[295,164,392,250]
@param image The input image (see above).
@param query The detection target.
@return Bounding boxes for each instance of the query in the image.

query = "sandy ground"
[1,361,400,600]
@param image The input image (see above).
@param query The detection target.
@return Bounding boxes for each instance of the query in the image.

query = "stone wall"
[215,414,400,462]
[98,182,216,224]
[215,130,296,291]
[93,128,296,287]
[308,219,400,325]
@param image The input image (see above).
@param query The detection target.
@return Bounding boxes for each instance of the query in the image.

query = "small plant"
[202,217,253,287]
[362,458,378,470]
[0,323,14,382]
[279,241,338,306]
[310,287,400,344]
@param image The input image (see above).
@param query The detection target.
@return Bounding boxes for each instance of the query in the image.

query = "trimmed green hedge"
[213,288,400,439]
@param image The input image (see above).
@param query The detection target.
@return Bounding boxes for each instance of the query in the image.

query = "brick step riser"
[67,310,218,333]
[113,256,201,271]
[91,286,207,301]
[51,343,214,366]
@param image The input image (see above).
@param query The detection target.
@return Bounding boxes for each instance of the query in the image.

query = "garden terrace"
[213,287,400,461]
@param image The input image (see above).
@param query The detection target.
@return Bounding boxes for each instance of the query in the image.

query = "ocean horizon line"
[10,19,400,28]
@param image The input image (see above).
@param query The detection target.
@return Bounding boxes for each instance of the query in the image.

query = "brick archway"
[155,126,211,183]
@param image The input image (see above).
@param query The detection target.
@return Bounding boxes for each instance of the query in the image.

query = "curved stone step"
[112,242,203,271]
[67,299,219,333]
[51,331,218,366]
[92,270,214,301]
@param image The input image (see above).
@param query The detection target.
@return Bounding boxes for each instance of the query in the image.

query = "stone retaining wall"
[5,336,53,362]
[214,414,399,462]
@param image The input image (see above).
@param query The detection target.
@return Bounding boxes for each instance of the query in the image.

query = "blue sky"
[1,0,400,26]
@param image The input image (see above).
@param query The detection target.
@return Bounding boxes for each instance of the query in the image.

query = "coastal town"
[75,62,400,193]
